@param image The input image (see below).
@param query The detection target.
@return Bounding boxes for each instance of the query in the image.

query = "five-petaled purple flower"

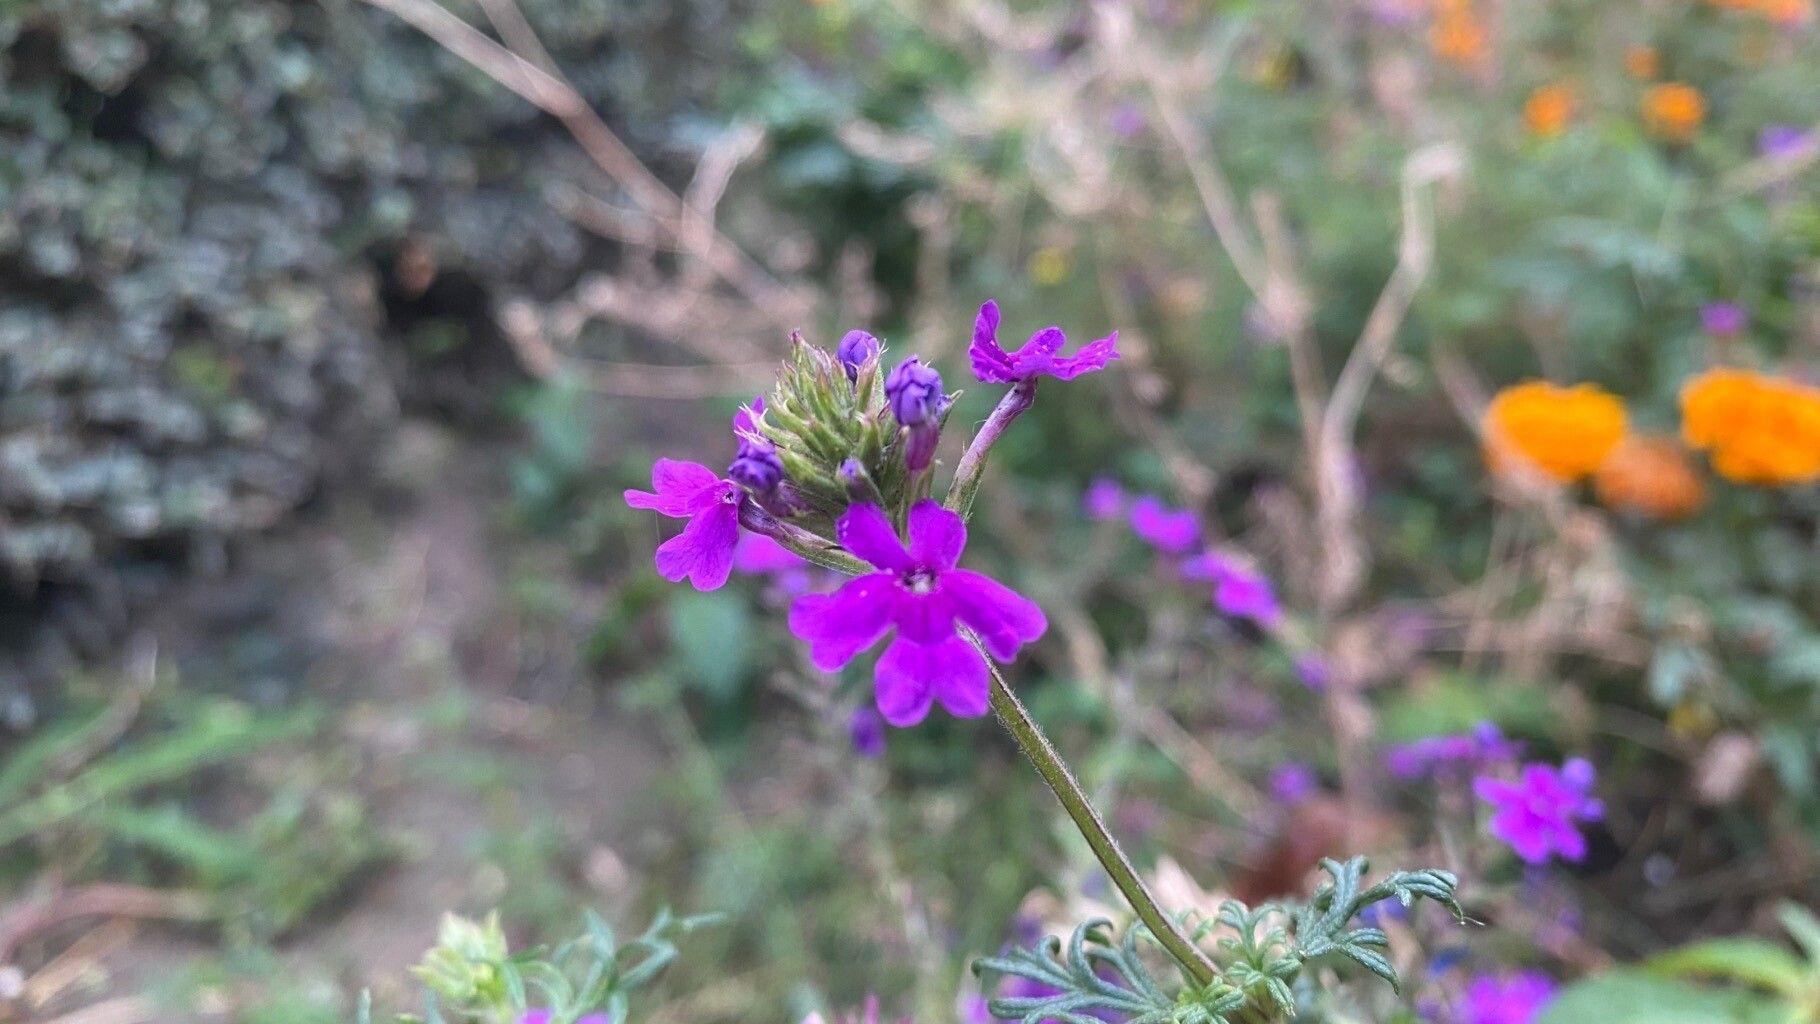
[968,300,1120,384]
[1455,972,1556,1024]
[789,501,1047,727]
[837,330,882,378]
[1474,758,1603,864]
[1127,496,1200,553]
[624,459,742,591]
[1183,552,1283,626]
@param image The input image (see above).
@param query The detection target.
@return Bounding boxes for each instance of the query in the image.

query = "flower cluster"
[1474,758,1604,864]
[1085,480,1285,628]
[1680,367,1820,485]
[626,302,1119,728]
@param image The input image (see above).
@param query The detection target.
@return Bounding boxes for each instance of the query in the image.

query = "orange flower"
[1681,368,1820,485]
[1484,381,1628,483]
[1429,3,1488,67]
[1624,44,1660,80]
[1524,82,1577,137]
[1642,83,1706,143]
[1758,0,1814,24]
[1594,436,1706,519]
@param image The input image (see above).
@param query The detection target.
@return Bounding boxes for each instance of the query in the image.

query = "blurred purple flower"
[1270,762,1319,804]
[732,533,817,596]
[1106,101,1147,139]
[1084,477,1128,521]
[1360,899,1408,928]
[789,502,1046,727]
[1386,722,1520,779]
[1474,759,1603,864]
[850,706,886,758]
[1127,497,1200,553]
[1182,552,1283,626]
[521,1012,610,1024]
[1456,972,1556,1024]
[1759,124,1814,159]
[968,300,1120,384]
[1293,654,1332,691]
[1700,302,1748,336]
[989,974,1124,1023]
[624,460,741,591]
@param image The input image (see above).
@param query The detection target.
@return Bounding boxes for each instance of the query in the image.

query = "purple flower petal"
[733,533,806,574]
[877,634,989,722]
[624,459,723,517]
[654,498,739,591]
[892,589,958,645]
[969,300,1019,384]
[946,569,1048,661]
[1046,332,1120,380]
[732,395,766,436]
[906,500,967,571]
[1129,497,1200,553]
[789,574,898,671]
[837,503,913,571]
[1215,566,1282,626]
[849,706,887,758]
[967,299,1120,383]
[1083,477,1127,521]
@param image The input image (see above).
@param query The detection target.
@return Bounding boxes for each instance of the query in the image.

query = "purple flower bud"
[728,436,785,494]
[885,357,946,426]
[836,330,881,379]
[1700,302,1748,336]
[1759,124,1814,159]
[850,706,886,758]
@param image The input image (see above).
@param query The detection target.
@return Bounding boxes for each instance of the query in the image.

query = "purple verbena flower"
[624,459,741,591]
[1182,552,1283,626]
[850,705,887,758]
[1127,496,1200,553]
[1386,722,1520,779]
[1270,762,1318,804]
[837,330,882,379]
[1293,653,1332,691]
[1759,124,1815,159]
[1474,758,1603,864]
[968,300,1119,384]
[1700,302,1748,336]
[788,501,1047,727]
[1456,972,1556,1024]
[1083,477,1128,521]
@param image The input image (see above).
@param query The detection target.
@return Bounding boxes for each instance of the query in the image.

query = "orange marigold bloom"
[1430,10,1488,67]
[1642,83,1706,143]
[1681,368,1820,485]
[1484,381,1628,483]
[1524,83,1577,137]
[1624,45,1660,80]
[1594,436,1706,519]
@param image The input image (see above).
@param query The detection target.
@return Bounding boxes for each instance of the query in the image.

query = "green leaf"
[1649,939,1810,998]
[1539,972,1786,1024]
[1776,903,1820,965]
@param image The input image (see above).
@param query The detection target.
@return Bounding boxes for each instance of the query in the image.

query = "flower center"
[902,569,936,594]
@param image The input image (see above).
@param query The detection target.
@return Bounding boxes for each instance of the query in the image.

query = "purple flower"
[968,300,1119,384]
[1293,654,1331,691]
[521,1013,610,1024]
[885,357,946,426]
[1106,101,1147,140]
[990,975,1123,1023]
[733,532,804,574]
[837,330,882,378]
[1182,552,1283,626]
[1474,759,1603,864]
[1759,124,1814,159]
[1700,302,1748,336]
[1127,497,1200,553]
[1456,972,1556,1024]
[1270,762,1318,804]
[1387,722,1521,780]
[850,706,887,758]
[624,459,742,591]
[1083,477,1128,521]
[788,501,1047,727]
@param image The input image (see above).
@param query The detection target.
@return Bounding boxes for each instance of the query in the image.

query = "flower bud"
[885,356,945,426]
[728,437,785,494]
[836,330,881,380]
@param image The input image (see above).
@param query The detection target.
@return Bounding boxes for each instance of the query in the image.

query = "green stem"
[981,652,1219,989]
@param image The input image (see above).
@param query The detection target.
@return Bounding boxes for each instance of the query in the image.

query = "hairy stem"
[945,378,1038,520]
[738,503,869,575]
[981,651,1219,989]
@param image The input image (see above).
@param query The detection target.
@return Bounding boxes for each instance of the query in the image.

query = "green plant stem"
[981,651,1219,989]
[945,378,1037,520]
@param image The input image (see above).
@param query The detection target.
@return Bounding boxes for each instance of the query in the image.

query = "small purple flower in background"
[789,501,1047,727]
[1083,477,1128,521]
[732,533,816,595]
[1700,301,1748,336]
[1127,497,1200,553]
[986,975,1124,1023]
[521,1012,610,1024]
[1386,722,1521,779]
[1293,653,1332,691]
[1759,124,1815,159]
[624,460,742,591]
[1182,552,1283,627]
[836,330,881,378]
[1360,898,1408,928]
[968,300,1120,384]
[1106,100,1147,140]
[849,706,886,758]
[1270,762,1319,804]
[1455,972,1556,1024]
[1475,758,1603,864]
